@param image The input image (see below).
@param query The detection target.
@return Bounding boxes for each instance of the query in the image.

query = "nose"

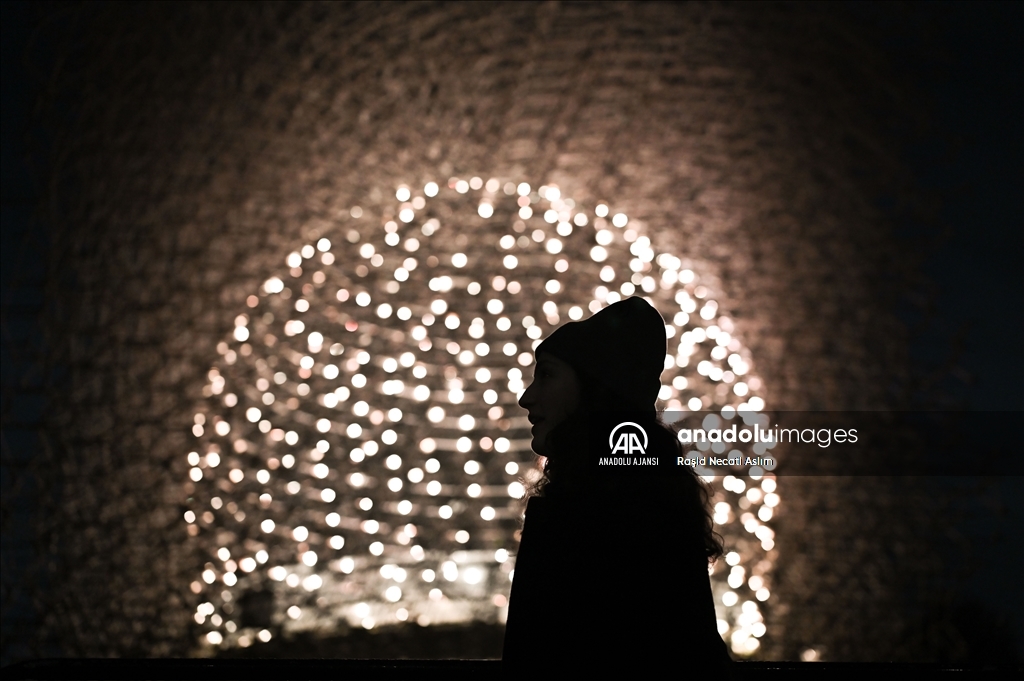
[518,377,536,411]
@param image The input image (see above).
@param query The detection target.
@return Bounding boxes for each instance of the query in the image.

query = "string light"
[187,175,776,655]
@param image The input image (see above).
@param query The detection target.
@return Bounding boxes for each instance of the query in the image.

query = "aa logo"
[609,422,648,455]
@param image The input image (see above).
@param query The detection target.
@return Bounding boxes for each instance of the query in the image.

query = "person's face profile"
[517,353,581,457]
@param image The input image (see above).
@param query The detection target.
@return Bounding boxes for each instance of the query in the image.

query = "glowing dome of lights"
[185,175,779,655]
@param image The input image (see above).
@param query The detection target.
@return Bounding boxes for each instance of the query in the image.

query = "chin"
[530,433,548,457]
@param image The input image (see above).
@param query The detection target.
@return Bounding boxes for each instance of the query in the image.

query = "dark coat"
[503,493,732,669]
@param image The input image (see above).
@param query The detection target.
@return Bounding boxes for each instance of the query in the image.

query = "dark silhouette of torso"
[502,421,731,669]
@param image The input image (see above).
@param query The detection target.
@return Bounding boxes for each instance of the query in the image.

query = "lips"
[529,418,545,437]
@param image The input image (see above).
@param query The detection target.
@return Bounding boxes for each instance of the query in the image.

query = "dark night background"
[1,0,1021,666]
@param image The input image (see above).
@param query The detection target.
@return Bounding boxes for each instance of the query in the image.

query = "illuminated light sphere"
[186,175,776,652]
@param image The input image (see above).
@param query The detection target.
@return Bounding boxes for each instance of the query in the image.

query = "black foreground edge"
[3,659,1022,680]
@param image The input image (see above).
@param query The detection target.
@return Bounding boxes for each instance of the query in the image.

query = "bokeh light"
[185,177,776,655]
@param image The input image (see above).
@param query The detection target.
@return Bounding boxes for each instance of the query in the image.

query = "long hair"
[527,379,724,564]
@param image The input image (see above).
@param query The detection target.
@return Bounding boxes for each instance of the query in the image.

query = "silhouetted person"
[503,297,731,670]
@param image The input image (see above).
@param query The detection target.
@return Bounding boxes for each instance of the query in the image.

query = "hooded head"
[534,296,667,414]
